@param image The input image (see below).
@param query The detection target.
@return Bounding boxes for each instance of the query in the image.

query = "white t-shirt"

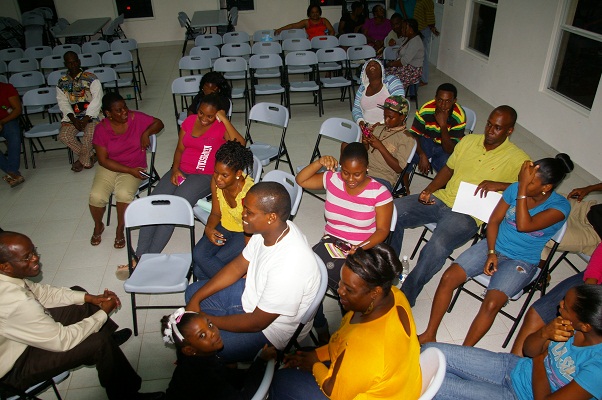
[241,221,321,349]
[360,84,391,125]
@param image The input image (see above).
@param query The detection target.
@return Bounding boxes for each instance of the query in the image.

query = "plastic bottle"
[400,255,410,284]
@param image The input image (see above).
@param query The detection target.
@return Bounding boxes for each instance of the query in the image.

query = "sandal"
[3,174,25,188]
[116,259,137,280]
[90,224,105,246]
[114,237,126,249]
[71,160,84,172]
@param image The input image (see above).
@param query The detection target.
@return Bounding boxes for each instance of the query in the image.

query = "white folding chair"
[24,45,52,61]
[220,42,251,60]
[178,55,211,76]
[85,67,119,91]
[101,50,141,108]
[339,33,367,47]
[7,58,39,74]
[317,48,352,111]
[383,45,400,64]
[262,169,303,218]
[79,52,101,68]
[251,41,282,55]
[193,155,262,224]
[279,29,307,41]
[253,29,279,43]
[244,102,293,175]
[0,61,7,77]
[447,221,569,348]
[284,51,322,117]
[178,11,201,56]
[40,54,64,75]
[213,57,249,121]
[250,356,276,400]
[3,370,70,400]
[281,38,311,54]
[52,44,81,56]
[248,53,286,106]
[346,45,376,88]
[110,38,147,87]
[0,75,7,84]
[82,40,111,55]
[171,75,203,130]
[190,45,221,65]
[0,48,25,63]
[123,195,195,336]
[463,106,477,134]
[418,347,446,400]
[310,35,339,50]
[9,71,45,96]
[194,33,223,47]
[223,31,250,44]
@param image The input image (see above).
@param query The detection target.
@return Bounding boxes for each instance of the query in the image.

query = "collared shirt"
[433,134,530,221]
[56,70,102,122]
[0,274,107,378]
[411,98,466,144]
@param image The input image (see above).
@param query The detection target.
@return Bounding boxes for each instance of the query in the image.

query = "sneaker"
[112,328,132,346]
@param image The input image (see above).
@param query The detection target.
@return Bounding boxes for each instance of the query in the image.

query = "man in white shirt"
[0,231,164,400]
[186,182,321,363]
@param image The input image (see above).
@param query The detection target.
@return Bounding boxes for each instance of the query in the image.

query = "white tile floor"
[1,44,599,399]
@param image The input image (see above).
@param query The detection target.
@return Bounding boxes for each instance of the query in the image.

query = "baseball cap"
[377,95,409,116]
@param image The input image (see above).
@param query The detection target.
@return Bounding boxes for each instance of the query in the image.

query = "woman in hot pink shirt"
[116,93,245,280]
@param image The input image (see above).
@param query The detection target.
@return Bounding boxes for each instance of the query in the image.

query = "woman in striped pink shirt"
[296,142,393,342]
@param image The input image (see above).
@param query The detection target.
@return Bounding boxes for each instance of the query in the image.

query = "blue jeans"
[192,223,246,280]
[391,195,478,306]
[184,279,270,363]
[411,136,450,174]
[421,27,432,83]
[422,343,520,400]
[0,119,21,174]
[270,368,328,400]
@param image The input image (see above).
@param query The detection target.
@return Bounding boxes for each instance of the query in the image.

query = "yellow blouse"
[216,177,254,232]
[312,287,422,399]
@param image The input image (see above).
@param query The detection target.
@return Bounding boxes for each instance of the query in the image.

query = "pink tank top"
[179,115,226,175]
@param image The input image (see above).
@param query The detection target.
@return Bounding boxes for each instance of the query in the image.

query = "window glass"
[467,0,498,57]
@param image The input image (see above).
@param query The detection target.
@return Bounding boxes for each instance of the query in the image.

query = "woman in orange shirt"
[275,4,335,40]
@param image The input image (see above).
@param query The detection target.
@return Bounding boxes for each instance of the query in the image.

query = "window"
[549,0,602,110]
[467,0,498,57]
[227,0,254,11]
[115,0,154,19]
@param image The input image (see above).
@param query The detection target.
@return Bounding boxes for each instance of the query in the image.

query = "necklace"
[274,225,290,244]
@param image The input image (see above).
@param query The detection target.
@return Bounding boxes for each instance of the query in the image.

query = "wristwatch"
[488,249,496,255]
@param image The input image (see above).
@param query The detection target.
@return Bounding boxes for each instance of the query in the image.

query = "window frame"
[464,0,498,60]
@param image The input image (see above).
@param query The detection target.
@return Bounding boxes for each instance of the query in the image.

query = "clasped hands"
[85,288,121,314]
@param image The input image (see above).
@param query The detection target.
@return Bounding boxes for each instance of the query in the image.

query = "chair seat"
[425,223,436,232]
[24,122,61,138]
[249,143,279,166]
[224,72,246,80]
[321,77,351,88]
[124,253,191,293]
[231,88,246,98]
[105,78,134,88]
[192,204,210,224]
[287,65,312,74]
[254,84,285,95]
[177,111,187,126]
[289,81,319,91]
[318,62,340,71]
[253,68,281,78]
[48,104,61,114]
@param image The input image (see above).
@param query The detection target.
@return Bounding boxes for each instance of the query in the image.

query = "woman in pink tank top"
[275,4,335,40]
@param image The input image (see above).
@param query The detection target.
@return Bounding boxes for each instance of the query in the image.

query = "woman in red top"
[275,4,335,40]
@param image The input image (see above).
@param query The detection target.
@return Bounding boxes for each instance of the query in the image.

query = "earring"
[268,221,271,224]
[363,300,374,315]
[542,191,546,195]
[236,176,240,179]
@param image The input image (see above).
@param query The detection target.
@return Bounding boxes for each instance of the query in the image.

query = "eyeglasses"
[14,247,40,263]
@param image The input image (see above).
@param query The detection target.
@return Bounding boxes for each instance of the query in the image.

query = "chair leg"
[106,193,113,226]
[131,293,139,336]
[410,227,429,260]
[447,284,464,312]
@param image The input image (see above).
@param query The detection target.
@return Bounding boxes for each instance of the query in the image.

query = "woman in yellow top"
[192,141,254,280]
[270,244,422,399]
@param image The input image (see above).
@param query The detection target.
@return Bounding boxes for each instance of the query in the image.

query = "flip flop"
[114,237,126,249]
[3,174,25,188]
[116,259,137,280]
[90,224,105,246]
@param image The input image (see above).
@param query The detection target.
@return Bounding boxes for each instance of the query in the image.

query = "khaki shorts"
[89,165,141,207]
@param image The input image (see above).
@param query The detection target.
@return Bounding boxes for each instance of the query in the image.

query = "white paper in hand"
[451,181,502,223]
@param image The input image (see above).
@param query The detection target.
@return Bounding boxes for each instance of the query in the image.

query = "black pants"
[2,289,142,400]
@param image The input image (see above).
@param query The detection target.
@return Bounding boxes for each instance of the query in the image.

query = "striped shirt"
[323,171,392,244]
[410,99,466,144]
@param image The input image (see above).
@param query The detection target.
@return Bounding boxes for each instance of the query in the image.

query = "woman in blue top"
[419,154,573,347]
[423,284,602,400]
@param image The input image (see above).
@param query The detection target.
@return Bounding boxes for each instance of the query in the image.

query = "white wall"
[437,0,602,179]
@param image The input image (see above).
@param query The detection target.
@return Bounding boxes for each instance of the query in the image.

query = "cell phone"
[487,262,495,273]
[139,171,150,179]
[334,239,351,253]
[361,124,371,137]
[177,176,186,186]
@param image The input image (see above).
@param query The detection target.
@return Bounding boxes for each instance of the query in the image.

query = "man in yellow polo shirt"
[390,105,530,306]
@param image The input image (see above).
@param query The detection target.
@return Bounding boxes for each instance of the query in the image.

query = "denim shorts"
[455,240,539,298]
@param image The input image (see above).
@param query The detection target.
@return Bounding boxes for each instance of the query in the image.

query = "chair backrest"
[311,35,339,50]
[0,61,6,75]
[285,51,318,68]
[111,38,138,52]
[189,45,220,60]
[40,54,64,70]
[220,42,251,58]
[262,169,302,217]
[279,29,307,41]
[249,53,283,70]
[251,41,282,55]
[212,56,247,73]
[9,71,45,90]
[347,45,377,61]
[248,102,289,128]
[82,40,111,55]
[102,50,134,65]
[22,87,58,108]
[318,117,361,143]
[339,33,367,47]
[0,48,25,63]
[79,52,102,68]
[21,14,45,27]
[47,69,67,86]
[223,31,250,44]
[85,67,118,86]
[281,38,311,52]
[179,56,211,74]
[418,347,446,400]
[7,58,39,73]
[0,75,7,84]
[52,44,81,56]
[463,106,477,134]
[251,155,262,183]
[24,46,52,60]
[250,358,276,400]
[383,45,400,63]
[253,29,279,43]
[171,75,203,95]
[125,195,194,229]
[195,33,223,47]
[316,47,347,64]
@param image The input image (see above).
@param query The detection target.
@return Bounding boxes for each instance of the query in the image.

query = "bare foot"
[418,331,437,345]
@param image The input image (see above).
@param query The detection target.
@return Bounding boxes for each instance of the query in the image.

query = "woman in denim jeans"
[419,154,573,346]
[423,284,602,400]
